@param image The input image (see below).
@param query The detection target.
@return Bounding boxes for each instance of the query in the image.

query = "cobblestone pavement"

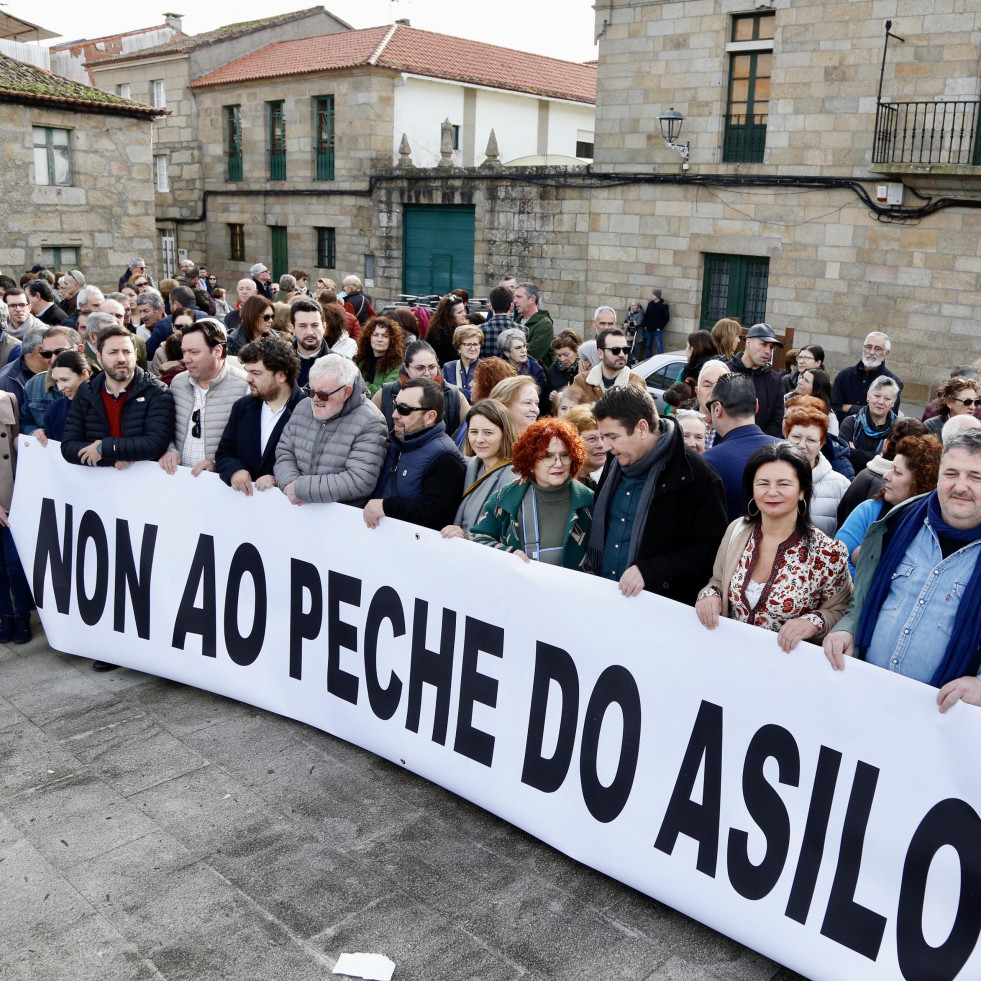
[0,620,806,980]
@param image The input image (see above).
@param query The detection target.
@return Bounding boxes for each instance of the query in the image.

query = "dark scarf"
[587,419,675,574]
[855,492,981,686]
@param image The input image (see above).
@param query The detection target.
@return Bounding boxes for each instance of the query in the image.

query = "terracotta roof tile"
[0,52,166,116]
[190,24,596,104]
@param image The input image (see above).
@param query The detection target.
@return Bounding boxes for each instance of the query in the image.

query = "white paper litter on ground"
[332,952,395,980]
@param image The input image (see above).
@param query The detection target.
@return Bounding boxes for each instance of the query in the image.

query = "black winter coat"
[594,421,727,605]
[61,368,175,466]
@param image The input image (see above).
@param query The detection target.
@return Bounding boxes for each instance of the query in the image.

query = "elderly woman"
[227,295,280,356]
[442,324,484,401]
[340,275,375,327]
[695,442,852,651]
[355,316,405,396]
[421,293,467,366]
[554,385,586,418]
[840,376,900,472]
[489,376,541,437]
[675,408,708,454]
[498,326,548,401]
[783,401,851,536]
[925,376,980,437]
[441,399,517,539]
[547,330,582,401]
[470,417,593,570]
[564,403,606,488]
[373,339,469,432]
[837,433,942,575]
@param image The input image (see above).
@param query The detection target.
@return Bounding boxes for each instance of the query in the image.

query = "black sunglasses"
[39,348,70,360]
[603,346,630,355]
[261,313,275,322]
[191,408,202,439]
[393,402,428,416]
[954,398,981,408]
[303,384,345,401]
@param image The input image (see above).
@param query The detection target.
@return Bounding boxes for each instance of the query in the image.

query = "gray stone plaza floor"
[0,618,806,981]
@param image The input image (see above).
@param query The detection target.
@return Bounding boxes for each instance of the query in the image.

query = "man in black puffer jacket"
[725,323,785,438]
[61,325,175,468]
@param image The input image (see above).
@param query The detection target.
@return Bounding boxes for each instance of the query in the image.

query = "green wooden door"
[270,227,288,281]
[403,206,475,296]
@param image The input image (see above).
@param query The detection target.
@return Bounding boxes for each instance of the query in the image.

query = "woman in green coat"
[470,417,593,571]
[355,316,405,396]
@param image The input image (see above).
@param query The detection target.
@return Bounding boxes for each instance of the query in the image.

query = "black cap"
[745,323,783,347]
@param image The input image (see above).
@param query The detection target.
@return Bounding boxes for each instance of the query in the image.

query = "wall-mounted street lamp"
[658,107,689,170]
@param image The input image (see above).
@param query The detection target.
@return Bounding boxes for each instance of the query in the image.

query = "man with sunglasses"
[570,327,647,404]
[159,319,248,478]
[275,353,387,507]
[363,378,465,531]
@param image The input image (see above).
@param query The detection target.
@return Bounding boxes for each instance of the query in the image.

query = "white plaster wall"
[548,101,595,159]
[394,78,466,166]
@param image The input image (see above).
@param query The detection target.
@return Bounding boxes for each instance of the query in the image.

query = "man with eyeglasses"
[0,326,50,409]
[159,319,248,477]
[20,325,83,433]
[3,288,44,341]
[363,378,465,531]
[831,331,904,423]
[274,353,387,507]
[702,374,780,521]
[570,327,647,403]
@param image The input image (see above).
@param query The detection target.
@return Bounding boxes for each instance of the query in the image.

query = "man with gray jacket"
[159,318,248,476]
[274,354,387,507]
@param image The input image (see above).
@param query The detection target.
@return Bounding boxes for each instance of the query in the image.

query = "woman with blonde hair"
[441,398,518,539]
[341,275,375,327]
[564,403,606,488]
[489,376,540,436]
[711,317,742,361]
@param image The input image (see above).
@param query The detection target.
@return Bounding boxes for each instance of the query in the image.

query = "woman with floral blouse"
[695,442,852,652]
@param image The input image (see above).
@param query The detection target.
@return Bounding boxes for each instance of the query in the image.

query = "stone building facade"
[0,52,164,286]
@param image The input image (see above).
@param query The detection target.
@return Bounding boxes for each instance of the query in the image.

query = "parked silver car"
[632,351,688,414]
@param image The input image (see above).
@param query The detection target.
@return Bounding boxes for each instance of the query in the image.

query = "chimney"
[395,18,410,26]
[163,12,184,33]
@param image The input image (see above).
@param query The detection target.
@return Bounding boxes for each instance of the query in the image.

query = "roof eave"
[0,91,169,118]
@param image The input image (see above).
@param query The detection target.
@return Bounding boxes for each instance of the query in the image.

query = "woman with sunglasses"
[226,295,280,356]
[470,417,593,571]
[925,377,981,437]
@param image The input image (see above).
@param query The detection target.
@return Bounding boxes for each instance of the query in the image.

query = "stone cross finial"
[439,118,454,168]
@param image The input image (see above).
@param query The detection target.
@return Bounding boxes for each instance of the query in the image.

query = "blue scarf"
[855,492,981,686]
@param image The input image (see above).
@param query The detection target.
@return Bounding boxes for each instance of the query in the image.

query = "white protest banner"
[11,437,981,981]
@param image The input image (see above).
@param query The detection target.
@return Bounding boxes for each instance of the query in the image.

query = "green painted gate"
[402,205,475,296]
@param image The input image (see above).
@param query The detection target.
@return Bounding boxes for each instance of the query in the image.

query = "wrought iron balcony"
[873,99,981,166]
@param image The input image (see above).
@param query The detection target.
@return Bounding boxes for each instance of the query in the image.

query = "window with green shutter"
[316,227,336,268]
[314,96,334,180]
[268,101,286,180]
[700,254,769,329]
[722,13,773,163]
[225,105,242,182]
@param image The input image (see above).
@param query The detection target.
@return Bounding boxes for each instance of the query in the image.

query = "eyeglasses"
[6,302,28,310]
[863,344,887,354]
[191,408,202,439]
[460,341,481,348]
[393,402,428,416]
[953,397,981,408]
[788,434,822,448]
[261,313,275,322]
[39,348,70,360]
[603,346,630,355]
[304,384,345,401]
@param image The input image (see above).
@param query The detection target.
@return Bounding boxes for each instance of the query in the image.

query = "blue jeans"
[645,329,663,358]
[0,528,32,617]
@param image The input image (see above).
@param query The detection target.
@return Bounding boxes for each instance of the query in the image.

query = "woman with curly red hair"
[470,418,593,570]
[355,316,405,396]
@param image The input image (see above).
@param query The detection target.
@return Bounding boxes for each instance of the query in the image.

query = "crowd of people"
[1,261,980,715]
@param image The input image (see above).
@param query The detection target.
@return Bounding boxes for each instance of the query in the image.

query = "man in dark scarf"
[825,430,981,713]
